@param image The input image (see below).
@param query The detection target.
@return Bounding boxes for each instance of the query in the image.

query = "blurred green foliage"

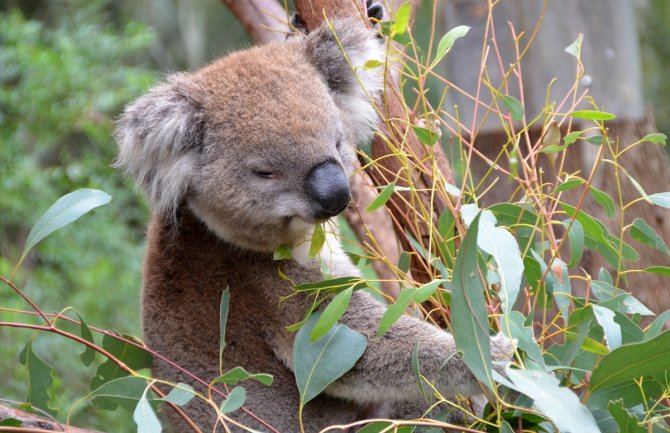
[0,0,155,429]
[639,0,670,139]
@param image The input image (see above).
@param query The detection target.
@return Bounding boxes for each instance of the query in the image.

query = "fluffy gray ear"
[114,74,204,218]
[303,18,385,144]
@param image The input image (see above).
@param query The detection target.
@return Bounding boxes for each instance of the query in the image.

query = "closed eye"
[254,170,277,179]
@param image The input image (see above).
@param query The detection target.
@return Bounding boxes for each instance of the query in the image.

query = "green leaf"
[14,189,111,277]
[643,310,670,341]
[398,251,411,273]
[413,279,447,303]
[19,341,56,414]
[219,288,230,372]
[89,376,151,412]
[367,182,396,212]
[563,219,585,267]
[565,34,583,58]
[293,277,363,293]
[489,203,539,227]
[462,204,524,317]
[644,265,670,276]
[451,212,494,391]
[390,2,411,35]
[133,386,161,433]
[555,177,585,193]
[355,422,412,433]
[589,330,670,396]
[587,134,604,145]
[77,313,96,366]
[589,186,616,219]
[592,305,621,350]
[569,110,616,121]
[213,366,273,386]
[162,383,195,406]
[311,286,354,342]
[293,312,367,406]
[630,218,670,255]
[639,132,667,145]
[0,419,22,427]
[500,421,514,433]
[608,400,646,433]
[411,125,439,146]
[506,367,600,433]
[591,280,653,316]
[648,192,670,208]
[377,288,415,336]
[433,25,470,65]
[564,130,584,145]
[363,59,383,69]
[501,95,524,121]
[309,223,326,258]
[505,311,544,369]
[219,386,246,414]
[273,244,293,260]
[545,257,571,321]
[90,334,153,390]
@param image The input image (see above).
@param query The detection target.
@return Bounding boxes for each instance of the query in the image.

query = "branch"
[220,0,290,43]
[0,404,102,433]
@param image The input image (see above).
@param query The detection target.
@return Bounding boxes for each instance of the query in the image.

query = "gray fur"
[115,17,512,432]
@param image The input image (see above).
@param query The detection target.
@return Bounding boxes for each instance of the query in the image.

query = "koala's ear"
[303,18,385,144]
[114,74,204,218]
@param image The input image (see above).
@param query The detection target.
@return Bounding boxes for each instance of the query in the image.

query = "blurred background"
[0,0,668,431]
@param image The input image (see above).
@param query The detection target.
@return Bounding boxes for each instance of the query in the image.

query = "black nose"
[305,161,351,219]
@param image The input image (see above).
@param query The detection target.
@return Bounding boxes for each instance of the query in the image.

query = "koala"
[115,13,512,433]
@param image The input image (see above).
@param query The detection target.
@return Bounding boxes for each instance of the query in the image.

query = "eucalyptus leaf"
[630,218,670,255]
[19,341,56,414]
[219,288,230,372]
[501,95,524,121]
[462,204,523,317]
[556,177,585,193]
[506,367,600,433]
[589,186,616,219]
[640,132,667,145]
[76,313,96,366]
[213,366,273,386]
[608,400,646,433]
[589,330,670,396]
[592,305,621,350]
[89,376,151,412]
[133,387,161,433]
[390,2,411,35]
[219,386,246,414]
[433,25,470,66]
[293,312,367,407]
[570,110,616,121]
[451,212,494,391]
[367,182,396,212]
[378,288,415,336]
[648,192,670,208]
[311,286,353,342]
[14,189,111,277]
[162,383,195,407]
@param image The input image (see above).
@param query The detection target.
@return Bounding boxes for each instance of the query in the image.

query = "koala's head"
[115,18,384,252]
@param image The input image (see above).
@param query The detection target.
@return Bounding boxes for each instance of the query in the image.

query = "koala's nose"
[305,160,351,219]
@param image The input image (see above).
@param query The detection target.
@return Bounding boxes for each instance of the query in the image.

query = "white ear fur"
[114,75,204,219]
[304,18,385,144]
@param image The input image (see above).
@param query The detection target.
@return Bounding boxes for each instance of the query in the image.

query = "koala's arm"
[323,291,512,403]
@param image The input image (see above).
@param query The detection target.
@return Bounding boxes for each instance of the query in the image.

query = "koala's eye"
[254,170,276,179]
[335,139,342,150]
